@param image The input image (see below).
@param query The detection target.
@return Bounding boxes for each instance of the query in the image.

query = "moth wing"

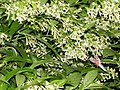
[98,63,107,71]
[89,57,96,63]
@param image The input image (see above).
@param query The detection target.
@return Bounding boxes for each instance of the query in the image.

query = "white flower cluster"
[4,0,110,61]
[87,0,120,31]
[26,36,47,57]
[60,33,108,62]
[25,80,60,90]
[5,0,45,23]
[0,33,9,45]
[100,67,118,82]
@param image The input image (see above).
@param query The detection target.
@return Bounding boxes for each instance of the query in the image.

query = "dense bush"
[0,0,120,90]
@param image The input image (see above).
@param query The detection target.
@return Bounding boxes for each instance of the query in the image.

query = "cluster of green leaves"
[0,0,120,90]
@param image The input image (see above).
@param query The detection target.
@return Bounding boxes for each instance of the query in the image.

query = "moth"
[89,56,106,71]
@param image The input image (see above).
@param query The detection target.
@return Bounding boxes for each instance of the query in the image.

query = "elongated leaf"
[3,56,32,63]
[85,83,111,90]
[111,44,120,48]
[117,61,120,68]
[16,74,25,87]
[102,59,116,64]
[0,47,17,56]
[51,79,67,87]
[4,69,20,82]
[14,47,28,58]
[30,60,55,68]
[9,21,22,38]
[83,70,98,88]
[4,68,35,81]
[5,42,28,58]
[85,23,95,29]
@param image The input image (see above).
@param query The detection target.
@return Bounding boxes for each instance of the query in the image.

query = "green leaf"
[83,70,98,88]
[51,79,67,87]
[16,74,25,87]
[102,59,116,64]
[16,80,38,90]
[8,87,15,90]
[4,69,21,82]
[85,23,95,29]
[0,81,8,90]
[111,44,120,48]
[30,60,55,68]
[95,29,107,36]
[111,30,120,38]
[3,56,32,63]
[79,84,84,90]
[66,72,82,86]
[0,8,6,15]
[50,20,59,27]
[103,48,115,57]
[4,68,35,81]
[85,83,112,90]
[0,47,17,56]
[117,61,120,68]
[29,54,38,63]
[62,64,79,75]
[0,73,9,85]
[9,21,22,38]
[65,0,78,5]
[14,47,28,58]
[40,0,48,5]
[4,42,28,58]
[36,37,61,59]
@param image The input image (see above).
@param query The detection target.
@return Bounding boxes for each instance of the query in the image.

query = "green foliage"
[4,0,109,61]
[16,74,25,87]
[83,70,98,88]
[0,0,120,90]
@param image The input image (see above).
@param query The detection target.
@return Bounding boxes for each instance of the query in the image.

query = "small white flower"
[0,33,7,39]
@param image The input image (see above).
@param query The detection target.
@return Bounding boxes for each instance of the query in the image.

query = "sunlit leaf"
[0,81,8,90]
[16,74,25,87]
[83,70,98,88]
[40,0,48,5]
[66,72,82,86]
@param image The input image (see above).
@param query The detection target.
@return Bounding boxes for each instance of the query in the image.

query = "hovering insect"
[89,56,106,71]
